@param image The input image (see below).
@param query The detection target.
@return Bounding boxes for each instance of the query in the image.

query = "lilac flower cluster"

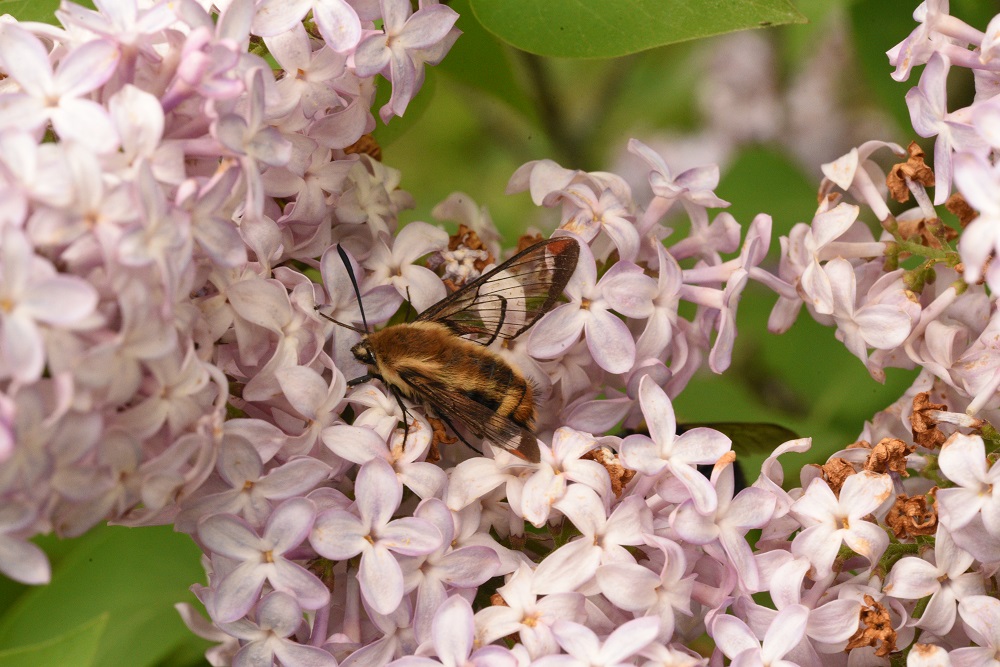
[1,0,999,665]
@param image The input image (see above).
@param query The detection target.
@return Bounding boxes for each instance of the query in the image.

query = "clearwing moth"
[324,236,580,463]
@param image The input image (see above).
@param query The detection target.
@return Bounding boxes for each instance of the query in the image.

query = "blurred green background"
[4,0,997,664]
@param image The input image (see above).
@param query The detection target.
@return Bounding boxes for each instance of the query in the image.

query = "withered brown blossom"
[448,224,494,267]
[885,493,937,539]
[846,594,897,658]
[582,446,635,498]
[895,214,957,250]
[945,192,977,227]
[863,438,913,476]
[516,232,545,253]
[429,223,497,291]
[343,133,383,161]
[820,457,857,495]
[887,141,935,203]
[910,392,948,449]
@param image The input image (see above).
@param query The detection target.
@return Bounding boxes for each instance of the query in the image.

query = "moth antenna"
[315,308,367,334]
[336,244,369,331]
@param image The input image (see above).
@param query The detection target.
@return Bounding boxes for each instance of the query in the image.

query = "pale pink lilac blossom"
[1,1,999,664]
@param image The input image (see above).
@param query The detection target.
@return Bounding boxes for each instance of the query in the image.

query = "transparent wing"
[399,369,540,462]
[417,237,579,345]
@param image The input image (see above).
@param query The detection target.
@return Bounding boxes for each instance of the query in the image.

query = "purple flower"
[474,564,586,659]
[790,472,893,577]
[887,0,984,81]
[935,433,1000,536]
[534,617,659,667]
[559,184,640,262]
[736,557,862,663]
[253,0,362,53]
[823,259,917,380]
[176,436,331,532]
[820,141,906,221]
[323,419,447,500]
[213,69,293,217]
[0,24,120,152]
[595,536,693,643]
[364,221,448,313]
[635,242,683,361]
[531,484,651,595]
[265,23,348,118]
[219,591,338,667]
[620,376,731,514]
[0,501,50,584]
[627,138,730,240]
[953,596,1000,666]
[0,227,99,383]
[671,459,775,590]
[198,497,330,623]
[883,526,984,636]
[905,53,986,205]
[529,239,655,374]
[521,427,609,527]
[113,345,213,439]
[954,150,1000,290]
[403,500,500,640]
[711,604,809,667]
[310,457,442,615]
[780,202,861,317]
[353,0,459,122]
[388,595,516,667]
[56,0,175,53]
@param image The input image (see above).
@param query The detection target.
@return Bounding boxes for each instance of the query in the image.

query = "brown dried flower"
[885,493,937,539]
[583,446,636,498]
[821,457,857,495]
[343,134,382,161]
[911,392,947,450]
[846,594,897,658]
[887,142,935,203]
[946,192,977,226]
[864,438,913,476]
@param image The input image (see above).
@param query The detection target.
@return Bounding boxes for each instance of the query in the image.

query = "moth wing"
[417,237,579,346]
[399,370,540,462]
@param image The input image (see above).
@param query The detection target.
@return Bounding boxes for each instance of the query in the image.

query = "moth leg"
[482,295,508,347]
[432,410,483,457]
[347,373,377,387]
[388,386,413,446]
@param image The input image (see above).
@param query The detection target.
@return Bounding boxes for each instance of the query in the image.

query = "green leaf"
[0,0,60,23]
[0,525,210,667]
[468,0,807,58]
[0,0,93,23]
[0,614,107,667]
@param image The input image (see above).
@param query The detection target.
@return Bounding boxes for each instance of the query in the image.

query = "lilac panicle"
[3,1,1000,664]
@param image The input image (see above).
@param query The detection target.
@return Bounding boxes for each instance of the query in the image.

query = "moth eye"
[351,343,376,365]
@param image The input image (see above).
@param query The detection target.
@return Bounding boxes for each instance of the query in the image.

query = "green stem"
[893,239,952,262]
[519,52,588,168]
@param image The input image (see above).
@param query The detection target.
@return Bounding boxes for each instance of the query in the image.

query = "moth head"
[351,340,376,366]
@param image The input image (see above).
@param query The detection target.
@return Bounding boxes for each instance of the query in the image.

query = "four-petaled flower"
[310,457,442,614]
